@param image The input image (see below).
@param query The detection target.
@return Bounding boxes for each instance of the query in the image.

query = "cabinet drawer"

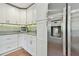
[0,35,17,45]
[0,40,18,47]
[0,42,17,54]
[0,38,17,45]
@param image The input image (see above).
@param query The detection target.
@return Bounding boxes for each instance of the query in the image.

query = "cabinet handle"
[6,20,10,23]
[30,40,32,45]
[6,38,11,40]
[7,46,11,48]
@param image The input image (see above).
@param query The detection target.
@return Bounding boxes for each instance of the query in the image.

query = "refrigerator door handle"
[67,5,71,56]
[62,7,66,56]
[62,5,71,56]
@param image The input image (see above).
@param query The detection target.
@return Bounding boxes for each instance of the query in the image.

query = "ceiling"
[10,3,33,9]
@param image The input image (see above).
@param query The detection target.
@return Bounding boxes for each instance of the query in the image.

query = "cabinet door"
[18,34,28,50]
[0,34,18,54]
[31,36,36,56]
[37,20,47,56]
[0,41,18,55]
[23,35,28,50]
[10,8,19,24]
[26,4,37,24]
[18,10,26,24]
[0,4,19,24]
[8,6,19,24]
[26,7,33,24]
[26,35,32,54]
[0,4,12,24]
[18,34,25,48]
[0,4,7,23]
[0,35,18,45]
[36,3,48,21]
[32,4,37,24]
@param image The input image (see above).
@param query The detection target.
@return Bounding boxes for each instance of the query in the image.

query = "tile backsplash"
[0,24,20,32]
[0,24,37,33]
[26,24,37,32]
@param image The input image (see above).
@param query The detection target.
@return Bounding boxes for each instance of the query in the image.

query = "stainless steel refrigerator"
[47,3,79,56]
[47,3,66,56]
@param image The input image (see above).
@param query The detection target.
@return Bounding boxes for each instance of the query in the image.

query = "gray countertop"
[0,31,37,36]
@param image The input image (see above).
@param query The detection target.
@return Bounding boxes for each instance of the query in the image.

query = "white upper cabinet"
[18,9,27,24]
[26,6,33,24]
[36,3,48,21]
[0,4,18,24]
[0,3,27,24]
[7,5,19,24]
[32,4,37,24]
[26,4,37,24]
[0,4,7,23]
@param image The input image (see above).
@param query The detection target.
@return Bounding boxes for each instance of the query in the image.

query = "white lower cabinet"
[18,34,25,48]
[27,35,36,56]
[18,34,36,56]
[0,34,36,56]
[0,42,17,54]
[22,34,28,51]
[26,36,32,54]
[0,34,18,55]
[31,37,36,56]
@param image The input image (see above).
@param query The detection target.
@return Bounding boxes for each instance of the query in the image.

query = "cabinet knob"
[30,40,32,45]
[6,20,9,23]
[7,46,11,48]
[6,38,11,40]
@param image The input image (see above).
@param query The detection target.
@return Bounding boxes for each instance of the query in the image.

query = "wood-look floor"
[6,43,79,56]
[48,42,79,56]
[71,49,79,56]
[6,42,63,56]
[6,48,31,56]
[6,42,79,56]
[48,42,63,56]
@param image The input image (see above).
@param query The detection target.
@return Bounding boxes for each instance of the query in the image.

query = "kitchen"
[0,3,79,56]
[0,3,37,56]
